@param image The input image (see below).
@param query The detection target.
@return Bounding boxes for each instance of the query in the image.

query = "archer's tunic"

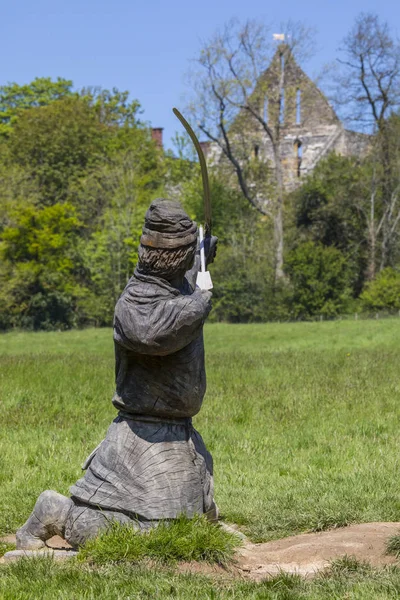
[112,269,211,419]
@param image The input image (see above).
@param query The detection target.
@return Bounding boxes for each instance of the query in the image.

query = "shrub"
[285,241,352,318]
[360,267,400,312]
[78,514,239,566]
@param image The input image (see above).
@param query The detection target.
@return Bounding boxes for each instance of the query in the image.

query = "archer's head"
[137,198,197,281]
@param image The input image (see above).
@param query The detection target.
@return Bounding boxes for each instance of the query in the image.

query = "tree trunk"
[378,125,393,271]
[366,190,376,281]
[380,223,389,271]
[367,226,376,280]
[272,142,285,281]
[274,200,285,280]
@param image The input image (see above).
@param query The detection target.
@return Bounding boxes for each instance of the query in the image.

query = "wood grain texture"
[71,416,214,520]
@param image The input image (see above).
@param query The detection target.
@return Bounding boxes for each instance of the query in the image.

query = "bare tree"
[335,13,400,131]
[335,13,400,274]
[187,19,315,280]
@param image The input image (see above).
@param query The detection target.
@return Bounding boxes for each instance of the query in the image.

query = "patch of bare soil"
[0,535,15,545]
[0,535,75,564]
[0,534,72,549]
[236,522,400,580]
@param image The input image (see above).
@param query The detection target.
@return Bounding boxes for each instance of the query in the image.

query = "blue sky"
[1,0,398,149]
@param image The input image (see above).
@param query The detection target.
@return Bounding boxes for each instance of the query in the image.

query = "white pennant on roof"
[273,33,285,41]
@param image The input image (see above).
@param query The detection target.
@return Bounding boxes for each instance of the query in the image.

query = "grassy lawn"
[1,319,400,598]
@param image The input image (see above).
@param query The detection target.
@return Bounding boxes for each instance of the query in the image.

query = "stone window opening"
[279,51,285,125]
[254,144,259,159]
[263,96,268,123]
[294,140,303,177]
[296,89,301,124]
[279,90,285,125]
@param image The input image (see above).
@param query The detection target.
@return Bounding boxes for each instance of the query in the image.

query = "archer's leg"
[16,490,73,550]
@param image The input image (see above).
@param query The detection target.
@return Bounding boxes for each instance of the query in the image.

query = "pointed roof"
[231,46,339,133]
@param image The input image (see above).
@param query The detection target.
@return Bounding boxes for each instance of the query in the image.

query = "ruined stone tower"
[206,44,369,191]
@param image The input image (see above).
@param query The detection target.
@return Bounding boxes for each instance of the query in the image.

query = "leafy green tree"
[285,241,352,318]
[81,149,161,324]
[292,154,370,295]
[0,203,88,330]
[0,77,73,135]
[294,155,364,246]
[82,87,142,129]
[0,80,165,329]
[177,170,285,322]
[8,96,107,205]
[0,160,39,232]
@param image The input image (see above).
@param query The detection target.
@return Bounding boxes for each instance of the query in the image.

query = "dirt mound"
[236,522,400,580]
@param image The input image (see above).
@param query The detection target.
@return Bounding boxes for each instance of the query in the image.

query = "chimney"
[151,127,163,149]
[199,140,211,158]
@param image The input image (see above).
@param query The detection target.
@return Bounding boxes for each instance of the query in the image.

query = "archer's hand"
[204,235,218,265]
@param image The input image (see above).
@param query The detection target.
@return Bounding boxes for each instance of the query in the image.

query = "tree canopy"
[0,77,74,135]
[1,13,400,330]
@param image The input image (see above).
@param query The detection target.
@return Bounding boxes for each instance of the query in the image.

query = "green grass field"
[2,320,400,598]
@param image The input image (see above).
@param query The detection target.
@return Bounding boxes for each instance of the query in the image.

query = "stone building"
[204,45,370,191]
